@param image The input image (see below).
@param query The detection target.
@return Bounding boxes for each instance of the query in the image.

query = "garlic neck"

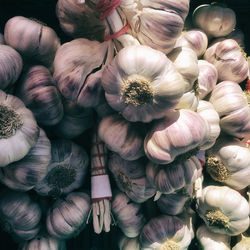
[205,209,230,229]
[0,104,23,139]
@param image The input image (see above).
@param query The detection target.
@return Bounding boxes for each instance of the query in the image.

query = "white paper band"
[91,174,112,200]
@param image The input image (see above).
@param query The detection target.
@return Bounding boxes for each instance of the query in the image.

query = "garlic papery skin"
[119,0,190,54]
[46,191,91,239]
[108,154,156,203]
[4,16,61,69]
[0,90,39,167]
[53,38,114,107]
[34,139,89,197]
[0,128,51,191]
[175,88,199,111]
[196,224,231,250]
[204,39,248,83]
[118,235,140,250]
[102,45,187,123]
[139,214,192,250]
[98,113,146,161]
[209,81,250,138]
[197,100,220,150]
[16,65,64,126]
[232,234,250,250]
[196,185,250,236]
[197,60,218,100]
[192,3,236,38]
[174,29,208,57]
[144,109,210,165]
[0,45,23,90]
[20,234,67,250]
[0,189,41,240]
[206,136,250,190]
[112,191,146,238]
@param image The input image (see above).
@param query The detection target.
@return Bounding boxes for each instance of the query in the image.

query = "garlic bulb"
[56,0,106,41]
[146,155,202,194]
[94,92,116,118]
[0,128,51,191]
[192,3,236,38]
[53,38,114,107]
[16,65,64,126]
[197,60,218,100]
[35,139,89,197]
[118,235,140,250]
[196,224,231,250]
[139,214,192,249]
[209,81,250,138]
[174,29,208,57]
[4,16,61,69]
[0,90,39,167]
[19,234,67,250]
[0,45,23,90]
[206,136,250,190]
[120,0,190,54]
[144,109,210,164]
[204,39,248,83]
[53,99,94,139]
[232,234,250,250]
[101,45,187,123]
[0,189,41,240]
[108,154,156,203]
[112,191,146,238]
[197,100,220,150]
[98,113,146,161]
[47,191,91,239]
[196,185,250,235]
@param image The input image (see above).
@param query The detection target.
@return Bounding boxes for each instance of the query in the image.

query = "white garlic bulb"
[204,39,248,83]
[209,81,250,138]
[101,45,187,123]
[232,234,250,250]
[0,128,51,191]
[47,191,91,239]
[0,45,23,90]
[98,113,146,161]
[0,90,39,167]
[0,189,41,240]
[196,224,231,250]
[35,139,89,197]
[118,235,140,250]
[4,16,61,69]
[196,185,250,236]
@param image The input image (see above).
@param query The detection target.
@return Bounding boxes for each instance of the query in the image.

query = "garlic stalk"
[91,130,112,234]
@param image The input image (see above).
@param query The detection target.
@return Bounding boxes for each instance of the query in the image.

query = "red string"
[104,23,130,41]
[246,79,250,91]
[96,0,123,20]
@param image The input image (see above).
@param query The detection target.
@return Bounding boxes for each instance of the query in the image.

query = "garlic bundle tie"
[96,0,122,20]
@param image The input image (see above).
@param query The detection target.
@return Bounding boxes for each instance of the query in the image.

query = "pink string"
[104,23,130,41]
[96,0,123,20]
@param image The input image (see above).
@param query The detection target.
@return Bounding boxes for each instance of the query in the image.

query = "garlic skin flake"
[0,90,39,167]
[197,185,250,236]
[102,45,186,123]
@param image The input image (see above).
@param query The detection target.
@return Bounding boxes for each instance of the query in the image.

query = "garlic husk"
[206,136,250,190]
[139,214,192,250]
[209,81,250,138]
[197,60,218,100]
[98,113,146,161]
[118,235,140,250]
[144,109,210,164]
[53,38,114,107]
[196,185,250,236]
[53,99,94,139]
[0,128,51,191]
[196,224,231,250]
[112,191,146,238]
[16,65,64,126]
[56,0,107,41]
[197,100,221,150]
[101,45,187,123]
[0,90,39,167]
[0,45,23,90]
[4,16,61,69]
[108,154,156,203]
[232,234,250,250]
[46,191,91,239]
[34,139,89,197]
[204,39,248,83]
[0,189,42,240]
[119,0,190,54]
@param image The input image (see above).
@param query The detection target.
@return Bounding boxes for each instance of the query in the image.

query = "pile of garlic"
[0,0,250,250]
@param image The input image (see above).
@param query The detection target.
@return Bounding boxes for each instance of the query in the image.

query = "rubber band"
[96,0,122,20]
[104,23,130,41]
